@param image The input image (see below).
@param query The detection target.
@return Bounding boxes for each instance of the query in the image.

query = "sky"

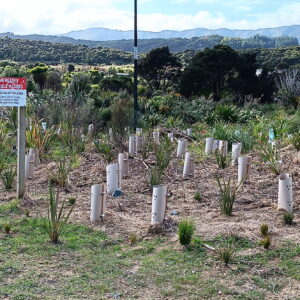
[0,0,300,35]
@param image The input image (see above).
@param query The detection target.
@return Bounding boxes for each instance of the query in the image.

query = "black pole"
[133,0,139,129]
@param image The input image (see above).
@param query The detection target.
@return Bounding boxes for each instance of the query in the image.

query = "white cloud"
[0,0,299,34]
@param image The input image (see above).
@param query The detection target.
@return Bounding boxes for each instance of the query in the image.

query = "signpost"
[0,77,27,198]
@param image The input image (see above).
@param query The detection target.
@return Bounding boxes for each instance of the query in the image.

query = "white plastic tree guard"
[151,184,168,225]
[278,173,293,213]
[29,148,39,167]
[187,128,193,136]
[25,154,34,180]
[167,132,174,142]
[118,153,129,178]
[153,131,160,144]
[205,137,214,154]
[238,156,251,184]
[231,142,242,166]
[219,140,228,156]
[88,124,94,137]
[109,128,114,141]
[106,163,121,195]
[212,140,219,152]
[129,135,137,155]
[177,139,187,158]
[183,152,195,178]
[136,128,143,135]
[136,135,145,152]
[90,184,106,222]
[41,121,47,131]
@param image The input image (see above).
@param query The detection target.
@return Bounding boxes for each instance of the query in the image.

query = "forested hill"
[0,32,298,53]
[0,36,300,68]
[88,35,299,53]
[0,37,132,65]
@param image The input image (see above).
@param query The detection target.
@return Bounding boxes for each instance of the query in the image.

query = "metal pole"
[133,0,139,129]
[17,106,26,198]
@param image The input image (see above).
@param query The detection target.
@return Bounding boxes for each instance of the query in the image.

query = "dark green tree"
[180,45,239,100]
[138,46,181,91]
[28,66,48,90]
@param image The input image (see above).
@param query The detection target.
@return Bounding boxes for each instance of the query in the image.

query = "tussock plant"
[3,222,11,235]
[45,183,76,244]
[259,143,282,175]
[260,224,269,237]
[215,151,231,169]
[290,132,300,151]
[260,236,271,250]
[0,165,16,190]
[283,212,294,225]
[128,233,138,245]
[194,191,202,202]
[178,219,195,247]
[218,246,234,266]
[216,176,241,216]
[94,139,114,164]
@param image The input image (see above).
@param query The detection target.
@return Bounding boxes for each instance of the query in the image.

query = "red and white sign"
[0,77,27,107]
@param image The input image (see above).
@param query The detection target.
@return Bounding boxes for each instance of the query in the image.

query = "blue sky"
[0,0,300,34]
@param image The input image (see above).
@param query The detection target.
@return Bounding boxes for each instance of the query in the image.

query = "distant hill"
[0,32,298,54]
[60,25,300,41]
[0,37,132,65]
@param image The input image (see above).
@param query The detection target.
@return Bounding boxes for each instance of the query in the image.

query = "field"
[1,126,300,299]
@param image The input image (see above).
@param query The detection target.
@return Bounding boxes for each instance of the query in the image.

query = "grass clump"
[128,233,138,245]
[218,246,234,266]
[94,139,115,164]
[0,165,16,190]
[260,236,271,250]
[259,143,282,175]
[260,224,269,237]
[3,222,11,234]
[194,192,202,202]
[45,182,76,244]
[215,152,231,169]
[283,212,294,225]
[178,219,195,247]
[216,176,240,216]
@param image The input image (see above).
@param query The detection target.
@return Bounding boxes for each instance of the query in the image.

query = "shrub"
[154,137,174,171]
[45,183,76,244]
[283,212,294,225]
[0,165,16,190]
[94,139,114,164]
[148,167,163,188]
[128,233,138,245]
[260,236,271,250]
[194,192,202,202]
[215,151,231,169]
[216,176,240,216]
[218,246,234,266]
[260,224,269,237]
[3,222,11,234]
[259,143,282,175]
[178,219,195,246]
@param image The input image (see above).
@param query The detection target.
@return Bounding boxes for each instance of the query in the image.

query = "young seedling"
[68,197,76,206]
[260,224,269,237]
[260,236,271,250]
[128,233,138,245]
[283,212,294,225]
[3,222,11,235]
[194,192,202,202]
[218,246,234,266]
[178,219,196,247]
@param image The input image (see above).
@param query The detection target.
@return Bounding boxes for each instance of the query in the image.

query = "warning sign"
[0,77,27,107]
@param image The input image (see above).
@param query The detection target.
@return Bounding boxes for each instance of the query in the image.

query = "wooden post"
[17,106,26,198]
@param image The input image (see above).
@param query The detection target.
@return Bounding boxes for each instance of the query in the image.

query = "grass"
[2,203,300,299]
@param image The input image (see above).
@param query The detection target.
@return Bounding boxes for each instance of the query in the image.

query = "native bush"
[259,143,282,175]
[178,219,196,246]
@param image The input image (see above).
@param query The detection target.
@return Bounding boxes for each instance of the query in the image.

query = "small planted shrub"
[128,233,138,245]
[260,224,269,237]
[260,236,271,250]
[68,197,76,206]
[94,139,114,164]
[3,222,11,235]
[178,219,196,247]
[194,192,202,202]
[46,183,76,244]
[216,176,240,216]
[218,246,234,266]
[148,167,163,188]
[215,152,231,169]
[259,143,282,175]
[154,137,174,171]
[283,212,294,225]
[0,165,16,190]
